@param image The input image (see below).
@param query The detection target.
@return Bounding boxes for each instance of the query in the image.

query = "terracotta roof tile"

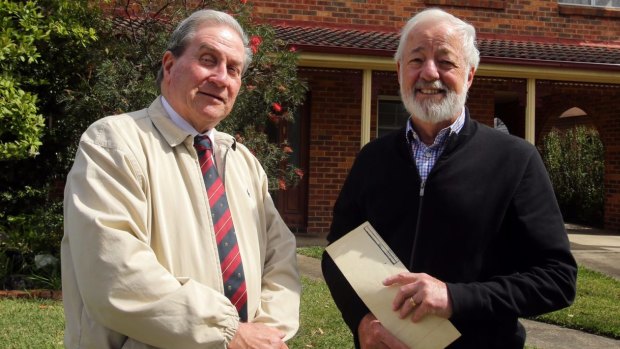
[277,25,399,52]
[274,25,620,69]
[479,39,620,65]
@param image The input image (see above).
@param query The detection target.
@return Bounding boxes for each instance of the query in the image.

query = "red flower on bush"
[272,102,282,113]
[294,168,304,179]
[278,179,287,190]
[241,0,247,4]
[283,146,293,154]
[250,35,262,54]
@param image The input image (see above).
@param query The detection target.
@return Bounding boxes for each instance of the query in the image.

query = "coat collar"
[147,96,236,152]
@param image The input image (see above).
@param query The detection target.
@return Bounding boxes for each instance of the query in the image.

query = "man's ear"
[466,66,476,88]
[161,51,175,80]
[396,61,402,85]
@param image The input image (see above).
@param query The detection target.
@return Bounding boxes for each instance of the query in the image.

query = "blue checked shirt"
[406,109,465,184]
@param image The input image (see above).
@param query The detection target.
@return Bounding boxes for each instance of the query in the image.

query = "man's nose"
[420,60,440,82]
[207,64,229,86]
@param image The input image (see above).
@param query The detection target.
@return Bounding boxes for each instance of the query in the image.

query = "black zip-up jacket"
[322,110,577,348]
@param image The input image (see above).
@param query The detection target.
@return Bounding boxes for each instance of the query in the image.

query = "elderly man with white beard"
[321,8,577,349]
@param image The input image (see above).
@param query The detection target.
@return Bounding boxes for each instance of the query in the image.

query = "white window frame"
[558,0,620,8]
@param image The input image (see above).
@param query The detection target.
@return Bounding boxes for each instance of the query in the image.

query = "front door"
[274,95,310,233]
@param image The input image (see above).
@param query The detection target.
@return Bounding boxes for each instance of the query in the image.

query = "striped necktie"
[194,135,248,321]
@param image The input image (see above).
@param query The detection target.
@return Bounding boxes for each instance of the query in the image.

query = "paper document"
[326,221,460,349]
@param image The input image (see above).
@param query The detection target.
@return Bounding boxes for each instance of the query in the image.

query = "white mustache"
[414,81,448,90]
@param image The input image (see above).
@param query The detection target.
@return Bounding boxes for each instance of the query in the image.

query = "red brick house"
[236,0,620,235]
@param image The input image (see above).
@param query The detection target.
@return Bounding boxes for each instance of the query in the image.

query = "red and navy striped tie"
[194,135,248,321]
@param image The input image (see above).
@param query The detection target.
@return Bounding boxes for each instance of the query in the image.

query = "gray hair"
[156,9,252,88]
[394,8,480,71]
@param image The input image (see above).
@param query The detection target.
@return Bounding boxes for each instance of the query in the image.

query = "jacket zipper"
[408,179,425,270]
[220,138,236,185]
[221,146,230,184]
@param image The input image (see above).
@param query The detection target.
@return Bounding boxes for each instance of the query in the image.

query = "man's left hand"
[383,272,453,322]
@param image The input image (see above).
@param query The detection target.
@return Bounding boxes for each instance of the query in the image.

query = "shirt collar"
[161,96,215,143]
[406,108,466,145]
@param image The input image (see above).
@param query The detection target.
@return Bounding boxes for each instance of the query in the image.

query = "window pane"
[558,0,593,4]
[559,0,620,6]
[377,100,410,138]
[594,0,620,6]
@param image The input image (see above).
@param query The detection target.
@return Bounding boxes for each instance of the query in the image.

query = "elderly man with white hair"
[322,8,577,349]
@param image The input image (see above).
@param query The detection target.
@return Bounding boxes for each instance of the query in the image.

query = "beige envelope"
[326,221,460,349]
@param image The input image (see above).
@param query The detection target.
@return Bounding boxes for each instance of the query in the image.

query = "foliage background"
[540,126,605,227]
[0,0,306,289]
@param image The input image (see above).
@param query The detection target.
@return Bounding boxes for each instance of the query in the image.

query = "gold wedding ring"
[409,297,417,307]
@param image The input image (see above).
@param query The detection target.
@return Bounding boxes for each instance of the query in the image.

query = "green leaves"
[0,76,44,160]
[0,1,48,160]
[0,0,97,160]
[0,0,99,288]
[0,0,47,66]
[541,126,604,225]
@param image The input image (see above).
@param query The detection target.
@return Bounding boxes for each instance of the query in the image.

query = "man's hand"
[383,272,452,322]
[358,313,410,349]
[228,322,288,349]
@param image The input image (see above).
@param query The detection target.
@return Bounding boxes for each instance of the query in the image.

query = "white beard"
[401,79,468,124]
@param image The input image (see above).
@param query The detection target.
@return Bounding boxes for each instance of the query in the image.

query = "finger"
[399,296,419,319]
[372,323,395,349]
[411,303,430,323]
[383,272,413,286]
[391,283,418,311]
[360,316,390,349]
[267,337,284,349]
[378,325,410,349]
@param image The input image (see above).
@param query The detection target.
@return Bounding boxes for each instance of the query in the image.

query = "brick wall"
[251,0,620,44]
[467,78,496,127]
[299,68,363,235]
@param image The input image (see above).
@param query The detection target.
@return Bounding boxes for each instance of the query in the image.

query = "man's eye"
[228,66,241,77]
[201,55,216,64]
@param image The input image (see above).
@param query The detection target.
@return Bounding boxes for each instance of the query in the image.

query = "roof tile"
[274,25,620,69]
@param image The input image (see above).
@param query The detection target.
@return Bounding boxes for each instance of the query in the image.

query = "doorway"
[273,94,310,233]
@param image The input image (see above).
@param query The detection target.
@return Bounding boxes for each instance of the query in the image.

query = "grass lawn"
[0,298,64,348]
[533,266,620,338]
[0,277,349,349]
[288,276,354,348]
[0,248,617,348]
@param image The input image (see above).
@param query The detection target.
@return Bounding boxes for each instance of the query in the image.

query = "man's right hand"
[228,322,287,349]
[358,313,410,349]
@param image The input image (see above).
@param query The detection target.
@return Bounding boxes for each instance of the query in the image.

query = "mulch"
[0,289,62,300]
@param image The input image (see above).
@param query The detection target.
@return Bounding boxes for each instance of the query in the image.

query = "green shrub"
[0,185,63,289]
[0,0,306,290]
[0,0,97,160]
[0,0,98,290]
[540,126,604,226]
